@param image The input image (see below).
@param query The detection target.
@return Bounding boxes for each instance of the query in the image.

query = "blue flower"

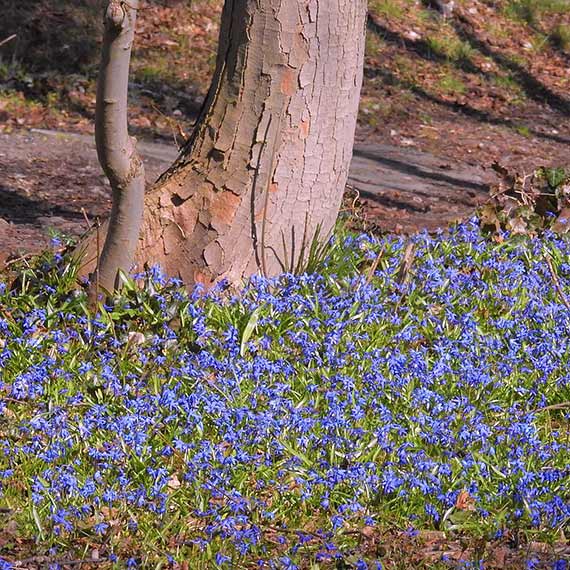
[215,552,231,566]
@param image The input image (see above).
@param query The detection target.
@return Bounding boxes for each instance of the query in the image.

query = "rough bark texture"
[90,0,145,293]
[81,0,367,288]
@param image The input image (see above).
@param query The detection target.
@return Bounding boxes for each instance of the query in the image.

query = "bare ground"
[0,128,497,267]
[3,1,570,266]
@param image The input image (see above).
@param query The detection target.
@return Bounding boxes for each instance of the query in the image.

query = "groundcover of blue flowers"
[1,221,570,569]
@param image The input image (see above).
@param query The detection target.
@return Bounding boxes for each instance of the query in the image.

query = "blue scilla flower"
[277,557,298,570]
[0,558,12,570]
[93,522,108,535]
[3,221,570,565]
[215,552,231,565]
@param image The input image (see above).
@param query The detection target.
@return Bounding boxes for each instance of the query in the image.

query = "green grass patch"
[514,123,532,137]
[550,23,570,50]
[365,33,385,59]
[491,73,527,103]
[504,0,570,25]
[369,0,408,19]
[435,71,467,95]
[425,33,475,65]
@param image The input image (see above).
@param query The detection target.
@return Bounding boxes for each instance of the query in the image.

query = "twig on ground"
[395,242,416,286]
[532,402,570,414]
[3,253,36,268]
[149,102,188,149]
[95,219,101,301]
[544,253,570,310]
[0,34,17,48]
[80,207,92,230]
[13,556,108,569]
[364,244,386,286]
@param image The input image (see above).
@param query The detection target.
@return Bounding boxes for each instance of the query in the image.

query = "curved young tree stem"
[92,0,145,297]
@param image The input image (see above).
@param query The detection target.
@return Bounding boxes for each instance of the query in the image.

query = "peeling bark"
[90,0,145,294]
[80,0,367,289]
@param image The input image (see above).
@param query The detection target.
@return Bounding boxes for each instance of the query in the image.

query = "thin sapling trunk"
[92,0,145,296]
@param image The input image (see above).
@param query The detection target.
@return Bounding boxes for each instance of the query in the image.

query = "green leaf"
[240,306,262,356]
[545,167,566,189]
[32,505,45,541]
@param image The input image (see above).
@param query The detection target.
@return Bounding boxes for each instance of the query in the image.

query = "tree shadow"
[353,147,490,193]
[364,66,570,146]
[366,15,482,76]
[501,8,570,68]
[0,185,96,226]
[1,0,103,76]
[547,32,570,66]
[451,13,570,117]
[0,0,206,127]
[355,185,431,214]
[366,10,570,136]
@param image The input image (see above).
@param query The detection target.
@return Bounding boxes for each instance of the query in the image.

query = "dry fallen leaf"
[455,489,476,511]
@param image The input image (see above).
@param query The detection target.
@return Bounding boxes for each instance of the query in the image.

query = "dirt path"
[0,129,496,266]
[350,142,491,232]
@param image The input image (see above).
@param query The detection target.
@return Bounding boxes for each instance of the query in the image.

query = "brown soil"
[0,130,172,266]
[2,0,570,263]
[0,128,496,267]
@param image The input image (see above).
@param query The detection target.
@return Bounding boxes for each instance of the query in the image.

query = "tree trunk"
[80,0,367,288]
[91,0,145,295]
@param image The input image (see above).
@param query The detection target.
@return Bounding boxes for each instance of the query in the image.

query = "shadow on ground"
[1,1,102,76]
